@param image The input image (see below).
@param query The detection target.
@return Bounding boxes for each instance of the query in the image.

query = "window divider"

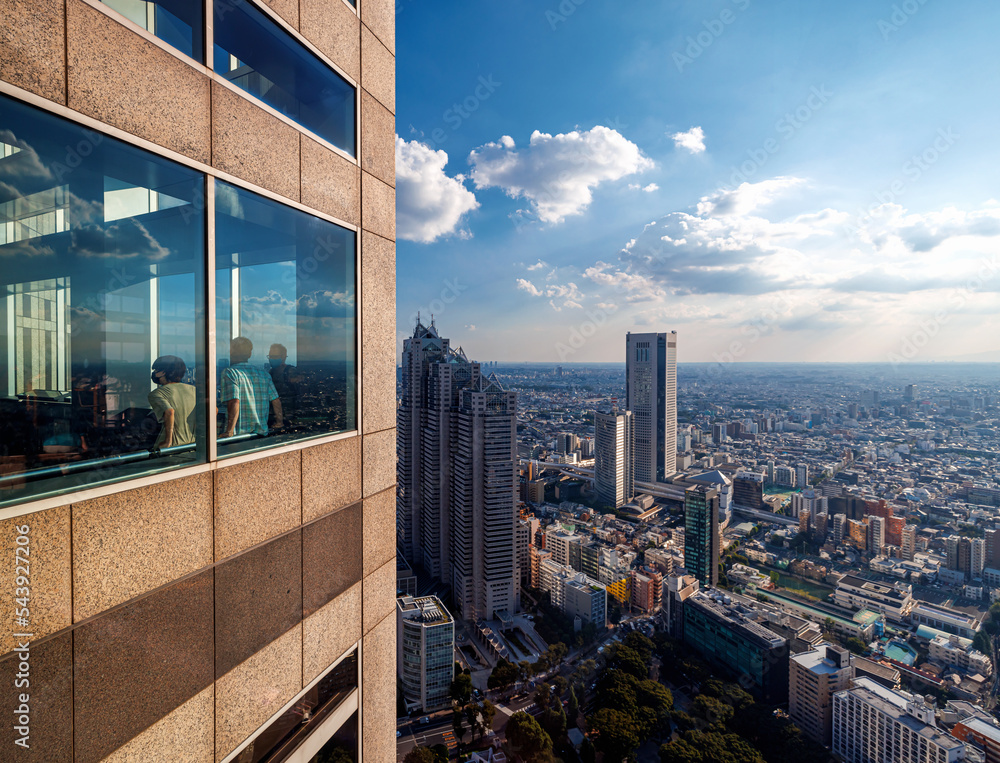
[206,175,219,463]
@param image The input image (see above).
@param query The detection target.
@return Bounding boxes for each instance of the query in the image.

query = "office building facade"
[594,409,634,508]
[684,484,720,586]
[0,0,398,758]
[625,331,677,483]
[398,596,455,712]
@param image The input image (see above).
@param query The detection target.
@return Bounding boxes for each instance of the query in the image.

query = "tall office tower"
[626,331,677,483]
[847,402,860,419]
[397,596,456,712]
[398,321,519,620]
[790,643,854,745]
[904,384,918,401]
[595,409,635,508]
[712,422,727,445]
[556,432,579,453]
[901,525,918,561]
[832,678,966,763]
[868,516,886,556]
[684,485,720,586]
[860,390,880,408]
[0,1,397,758]
[451,370,519,621]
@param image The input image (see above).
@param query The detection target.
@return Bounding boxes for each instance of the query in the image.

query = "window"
[215,180,356,457]
[214,0,356,155]
[101,0,204,61]
[0,94,206,508]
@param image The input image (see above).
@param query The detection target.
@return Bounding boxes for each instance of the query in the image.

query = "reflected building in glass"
[0,0,396,760]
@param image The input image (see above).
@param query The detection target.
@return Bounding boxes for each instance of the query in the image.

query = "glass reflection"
[213,0,356,155]
[101,0,204,61]
[215,180,356,457]
[0,94,206,508]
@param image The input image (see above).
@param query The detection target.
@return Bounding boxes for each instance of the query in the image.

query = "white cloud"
[643,183,659,193]
[466,324,477,331]
[696,176,806,217]
[516,277,585,310]
[468,126,655,223]
[516,278,543,297]
[396,137,479,243]
[671,126,706,154]
[526,260,548,271]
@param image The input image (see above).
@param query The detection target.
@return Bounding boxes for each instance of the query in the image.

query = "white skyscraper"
[595,409,634,508]
[625,331,677,484]
[901,524,917,561]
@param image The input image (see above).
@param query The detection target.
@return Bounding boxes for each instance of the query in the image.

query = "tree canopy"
[507,711,554,763]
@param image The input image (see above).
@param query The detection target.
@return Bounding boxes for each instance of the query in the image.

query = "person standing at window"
[149,355,196,449]
[221,336,282,438]
[267,343,300,428]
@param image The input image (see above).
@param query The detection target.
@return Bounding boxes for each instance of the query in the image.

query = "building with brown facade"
[0,0,396,759]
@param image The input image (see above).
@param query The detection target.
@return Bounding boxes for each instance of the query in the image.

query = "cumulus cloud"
[526,260,548,271]
[671,126,706,154]
[629,183,660,193]
[468,126,654,223]
[396,137,479,243]
[72,219,170,260]
[516,278,543,297]
[516,278,585,310]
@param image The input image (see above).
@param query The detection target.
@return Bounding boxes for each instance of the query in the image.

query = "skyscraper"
[397,320,519,620]
[684,485,720,586]
[595,409,634,508]
[626,331,677,483]
[397,595,456,712]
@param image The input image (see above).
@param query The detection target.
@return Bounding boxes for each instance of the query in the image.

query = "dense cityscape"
[395,323,1000,763]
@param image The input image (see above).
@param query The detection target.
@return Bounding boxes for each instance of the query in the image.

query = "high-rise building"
[832,678,966,763]
[626,331,677,483]
[631,568,664,613]
[789,643,854,745]
[684,485,720,586]
[595,409,634,508]
[904,384,918,401]
[796,463,810,487]
[986,527,1000,569]
[398,596,456,712]
[0,0,397,756]
[868,516,886,556]
[733,472,766,509]
[398,321,519,620]
[901,525,918,561]
[971,537,986,579]
[833,513,849,545]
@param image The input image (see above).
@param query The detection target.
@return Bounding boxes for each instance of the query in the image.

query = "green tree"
[430,744,449,763]
[403,747,436,763]
[567,686,580,725]
[973,630,992,655]
[507,711,554,763]
[769,571,780,586]
[541,703,567,740]
[452,710,466,745]
[480,700,497,736]
[623,632,655,665]
[580,737,597,763]
[610,644,648,680]
[588,708,640,763]
[693,695,733,728]
[844,637,868,655]
[535,683,553,712]
[450,672,473,706]
[488,658,519,690]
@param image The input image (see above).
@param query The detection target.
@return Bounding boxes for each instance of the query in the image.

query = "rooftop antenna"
[431,313,435,328]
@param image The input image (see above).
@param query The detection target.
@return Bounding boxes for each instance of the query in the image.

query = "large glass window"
[101,0,204,62]
[214,0,356,155]
[0,95,206,508]
[215,180,355,458]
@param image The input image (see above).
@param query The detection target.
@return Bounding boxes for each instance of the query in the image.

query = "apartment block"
[0,0,397,758]
[398,596,455,713]
[789,643,853,745]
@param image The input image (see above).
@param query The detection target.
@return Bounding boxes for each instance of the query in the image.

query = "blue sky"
[395,0,1000,363]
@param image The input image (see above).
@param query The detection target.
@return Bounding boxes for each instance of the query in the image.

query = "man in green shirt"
[148,355,197,449]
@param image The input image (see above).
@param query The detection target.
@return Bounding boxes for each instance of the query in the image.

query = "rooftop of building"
[910,600,980,627]
[791,644,851,676]
[687,590,787,649]
[397,595,453,624]
[838,678,964,750]
[957,716,1000,743]
[838,574,911,601]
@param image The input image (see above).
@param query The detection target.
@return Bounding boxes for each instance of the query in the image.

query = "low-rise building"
[929,634,993,676]
[909,601,981,640]
[834,575,913,622]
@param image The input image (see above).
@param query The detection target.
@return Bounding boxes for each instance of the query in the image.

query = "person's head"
[151,355,187,384]
[268,343,288,368]
[230,336,253,363]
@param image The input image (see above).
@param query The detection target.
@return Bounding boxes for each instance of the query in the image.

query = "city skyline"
[396,0,1000,364]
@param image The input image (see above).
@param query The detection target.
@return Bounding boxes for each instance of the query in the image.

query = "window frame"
[0,81,362,521]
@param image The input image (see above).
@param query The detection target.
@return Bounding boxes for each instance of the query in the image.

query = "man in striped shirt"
[221,336,283,438]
